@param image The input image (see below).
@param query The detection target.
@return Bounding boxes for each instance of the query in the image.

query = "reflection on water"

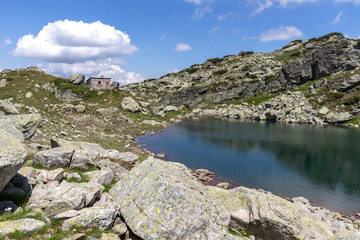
[137,118,360,215]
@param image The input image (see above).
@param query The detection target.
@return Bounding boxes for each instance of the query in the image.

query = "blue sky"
[0,0,360,85]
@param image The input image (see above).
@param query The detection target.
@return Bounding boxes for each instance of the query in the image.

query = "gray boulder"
[83,169,114,185]
[0,120,24,142]
[62,202,117,231]
[95,159,129,181]
[337,74,360,92]
[0,99,19,115]
[0,114,42,140]
[109,157,240,240]
[69,74,85,85]
[325,112,353,123]
[0,218,45,237]
[28,181,104,217]
[152,106,165,117]
[121,97,141,113]
[0,128,27,192]
[33,147,74,169]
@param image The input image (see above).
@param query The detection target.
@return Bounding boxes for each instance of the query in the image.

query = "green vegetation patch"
[185,68,200,74]
[276,48,302,62]
[213,69,228,75]
[207,58,223,64]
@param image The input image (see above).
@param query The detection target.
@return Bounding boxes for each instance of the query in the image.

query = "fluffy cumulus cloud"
[260,26,303,42]
[40,58,143,85]
[174,43,193,52]
[332,11,344,24]
[12,20,138,63]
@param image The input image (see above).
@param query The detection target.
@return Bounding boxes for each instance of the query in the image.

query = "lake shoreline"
[137,113,360,220]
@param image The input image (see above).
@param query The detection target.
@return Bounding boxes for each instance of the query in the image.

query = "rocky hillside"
[0,33,360,240]
[123,32,360,125]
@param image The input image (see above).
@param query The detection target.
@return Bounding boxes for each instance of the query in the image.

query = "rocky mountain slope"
[0,33,360,239]
[124,32,360,125]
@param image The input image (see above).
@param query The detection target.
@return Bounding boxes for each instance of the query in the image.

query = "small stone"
[216,182,229,189]
[63,233,86,240]
[100,233,120,240]
[25,92,33,98]
[53,210,81,219]
[156,153,166,159]
[112,222,128,236]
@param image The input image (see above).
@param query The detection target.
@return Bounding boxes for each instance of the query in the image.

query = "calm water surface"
[137,118,360,215]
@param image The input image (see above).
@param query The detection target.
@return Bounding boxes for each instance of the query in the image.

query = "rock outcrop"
[0,218,45,237]
[0,114,42,140]
[0,129,27,192]
[110,157,243,240]
[68,74,85,85]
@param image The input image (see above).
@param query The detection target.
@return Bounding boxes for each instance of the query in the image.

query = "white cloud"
[184,0,203,4]
[168,69,179,74]
[174,43,193,52]
[209,26,221,33]
[217,11,239,21]
[159,34,167,40]
[260,26,303,42]
[193,6,212,20]
[40,58,143,85]
[332,11,343,24]
[4,38,11,45]
[252,0,274,15]
[12,19,137,63]
[334,0,360,4]
[251,0,359,15]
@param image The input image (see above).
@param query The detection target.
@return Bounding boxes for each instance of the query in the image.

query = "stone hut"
[86,77,112,90]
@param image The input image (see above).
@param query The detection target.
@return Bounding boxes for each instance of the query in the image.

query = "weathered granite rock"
[100,233,120,240]
[74,104,86,113]
[318,106,330,115]
[142,119,161,125]
[69,74,85,85]
[83,169,114,185]
[62,202,117,231]
[0,129,27,192]
[33,147,74,169]
[325,112,353,123]
[152,106,165,117]
[121,97,141,113]
[337,74,360,92]
[0,218,45,237]
[95,159,129,181]
[117,152,138,164]
[0,120,24,142]
[63,233,86,240]
[0,114,42,140]
[52,139,107,170]
[0,99,19,115]
[109,157,242,240]
[28,181,104,217]
[112,222,128,237]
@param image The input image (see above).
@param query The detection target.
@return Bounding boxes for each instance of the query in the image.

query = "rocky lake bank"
[1,33,360,239]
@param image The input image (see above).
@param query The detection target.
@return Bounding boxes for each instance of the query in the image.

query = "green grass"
[207,58,223,64]
[213,69,228,75]
[276,48,302,62]
[185,68,199,74]
[243,93,280,105]
[228,227,251,238]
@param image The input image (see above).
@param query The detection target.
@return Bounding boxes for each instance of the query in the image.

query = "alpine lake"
[137,117,360,215]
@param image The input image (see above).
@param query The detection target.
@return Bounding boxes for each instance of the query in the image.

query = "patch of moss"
[185,68,199,74]
[276,48,302,62]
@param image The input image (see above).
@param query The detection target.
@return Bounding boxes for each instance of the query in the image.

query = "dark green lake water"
[137,118,360,215]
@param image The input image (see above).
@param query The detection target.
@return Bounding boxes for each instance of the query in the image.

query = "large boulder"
[50,139,107,170]
[28,181,104,217]
[0,114,42,140]
[0,129,27,192]
[0,218,45,237]
[109,157,241,240]
[121,97,141,113]
[62,202,117,231]
[0,120,24,142]
[0,99,19,115]
[68,74,85,85]
[325,112,353,123]
[33,147,74,169]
